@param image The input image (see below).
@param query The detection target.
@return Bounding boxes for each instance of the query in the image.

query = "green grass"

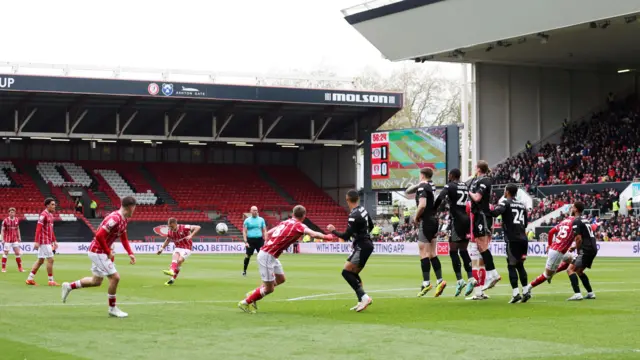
[0,254,638,360]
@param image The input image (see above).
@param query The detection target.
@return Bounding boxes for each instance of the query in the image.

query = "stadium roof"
[0,65,403,146]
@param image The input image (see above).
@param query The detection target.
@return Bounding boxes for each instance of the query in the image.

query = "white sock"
[422,281,430,287]
[48,276,54,282]
[512,288,519,297]
[475,287,483,296]
[361,294,370,302]
[27,272,35,280]
[588,292,595,296]
[437,278,443,284]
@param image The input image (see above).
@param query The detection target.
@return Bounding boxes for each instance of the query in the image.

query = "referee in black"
[327,189,375,313]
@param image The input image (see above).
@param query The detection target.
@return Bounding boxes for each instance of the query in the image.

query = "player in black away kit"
[565,201,598,301]
[469,160,501,292]
[434,168,473,297]
[413,168,447,297]
[490,184,530,303]
[327,190,375,312]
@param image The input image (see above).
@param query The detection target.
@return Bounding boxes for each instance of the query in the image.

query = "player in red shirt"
[522,203,583,299]
[238,205,332,313]
[2,207,24,272]
[26,198,59,286]
[156,218,201,285]
[61,196,137,318]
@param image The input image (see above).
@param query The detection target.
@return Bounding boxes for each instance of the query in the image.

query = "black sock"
[449,250,462,281]
[569,273,581,293]
[342,269,365,301]
[459,250,473,279]
[243,257,250,272]
[480,250,496,271]
[507,265,518,290]
[431,256,442,281]
[421,257,431,282]
[516,262,528,286]
[579,273,593,293]
[355,273,362,287]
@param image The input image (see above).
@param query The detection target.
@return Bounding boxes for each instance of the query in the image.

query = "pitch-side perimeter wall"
[15,242,640,257]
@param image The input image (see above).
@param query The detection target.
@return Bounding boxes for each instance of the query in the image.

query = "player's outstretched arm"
[157,238,170,255]
[489,202,506,217]
[329,224,354,241]
[405,183,421,195]
[433,187,447,210]
[304,228,332,241]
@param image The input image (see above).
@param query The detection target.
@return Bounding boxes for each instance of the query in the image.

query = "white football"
[216,222,228,235]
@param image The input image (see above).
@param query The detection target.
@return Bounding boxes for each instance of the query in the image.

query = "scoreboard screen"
[370,127,447,190]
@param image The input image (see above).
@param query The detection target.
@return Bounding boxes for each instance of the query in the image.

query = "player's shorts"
[347,241,374,268]
[418,219,438,243]
[450,217,470,243]
[173,247,192,260]
[574,250,597,269]
[546,249,565,272]
[37,245,54,259]
[468,242,480,261]
[472,213,492,238]
[257,251,284,282]
[88,252,117,278]
[246,237,264,256]
[506,241,528,265]
[1,242,20,251]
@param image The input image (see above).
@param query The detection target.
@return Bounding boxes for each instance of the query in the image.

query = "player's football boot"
[567,293,583,301]
[61,282,72,303]
[246,291,258,310]
[434,280,447,297]
[25,279,37,286]
[350,302,360,311]
[237,301,256,314]
[585,293,596,300]
[48,281,60,287]
[521,291,532,303]
[108,307,129,318]
[355,295,372,312]
[165,279,175,286]
[508,294,522,304]
[162,269,176,277]
[454,279,466,297]
[464,278,477,297]
[18,267,24,272]
[1,268,6,273]
[417,283,433,297]
[481,274,501,291]
[465,293,490,301]
[242,271,247,277]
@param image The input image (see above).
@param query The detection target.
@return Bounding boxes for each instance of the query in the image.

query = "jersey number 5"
[511,209,525,224]
[456,190,469,206]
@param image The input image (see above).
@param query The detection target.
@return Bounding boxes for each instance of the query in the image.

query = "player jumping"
[414,168,446,297]
[433,169,473,296]
[61,196,137,318]
[468,161,500,297]
[2,207,24,272]
[489,184,530,303]
[242,206,267,276]
[327,189,375,312]
[26,198,59,286]
[237,205,332,314]
[157,218,201,285]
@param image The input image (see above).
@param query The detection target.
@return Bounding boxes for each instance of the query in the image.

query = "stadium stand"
[0,161,45,216]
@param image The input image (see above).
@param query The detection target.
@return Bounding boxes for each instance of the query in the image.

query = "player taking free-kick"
[157,218,201,285]
[2,207,24,273]
[61,196,137,318]
[26,198,59,286]
[238,205,333,314]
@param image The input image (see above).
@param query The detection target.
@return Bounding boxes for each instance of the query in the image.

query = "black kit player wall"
[489,187,530,304]
[433,169,473,297]
[566,208,598,301]
[328,190,375,312]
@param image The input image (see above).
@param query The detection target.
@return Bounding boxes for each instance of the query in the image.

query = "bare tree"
[262,69,347,89]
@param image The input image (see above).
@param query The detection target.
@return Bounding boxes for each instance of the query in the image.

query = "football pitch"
[0,254,638,360]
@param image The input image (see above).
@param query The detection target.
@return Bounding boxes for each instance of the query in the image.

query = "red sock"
[108,294,116,307]
[170,261,178,272]
[1,256,6,269]
[478,268,486,286]
[70,280,82,289]
[110,256,115,263]
[245,286,266,304]
[472,269,479,285]
[530,273,547,288]
[48,272,53,278]
[173,267,180,279]
[556,262,569,273]
[16,257,22,268]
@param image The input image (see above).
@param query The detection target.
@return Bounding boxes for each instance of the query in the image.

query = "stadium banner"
[298,242,640,257]
[0,75,402,108]
[11,242,248,254]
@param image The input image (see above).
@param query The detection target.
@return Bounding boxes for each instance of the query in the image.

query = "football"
[216,222,228,235]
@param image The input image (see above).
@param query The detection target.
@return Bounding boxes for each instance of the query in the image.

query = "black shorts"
[574,250,597,269]
[419,219,438,243]
[506,241,528,265]
[347,241,374,268]
[450,216,470,243]
[472,213,492,238]
[246,237,264,256]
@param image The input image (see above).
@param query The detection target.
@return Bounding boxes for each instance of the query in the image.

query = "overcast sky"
[1,0,459,82]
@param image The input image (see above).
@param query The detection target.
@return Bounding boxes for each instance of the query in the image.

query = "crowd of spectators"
[529,188,619,222]
[494,102,640,190]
